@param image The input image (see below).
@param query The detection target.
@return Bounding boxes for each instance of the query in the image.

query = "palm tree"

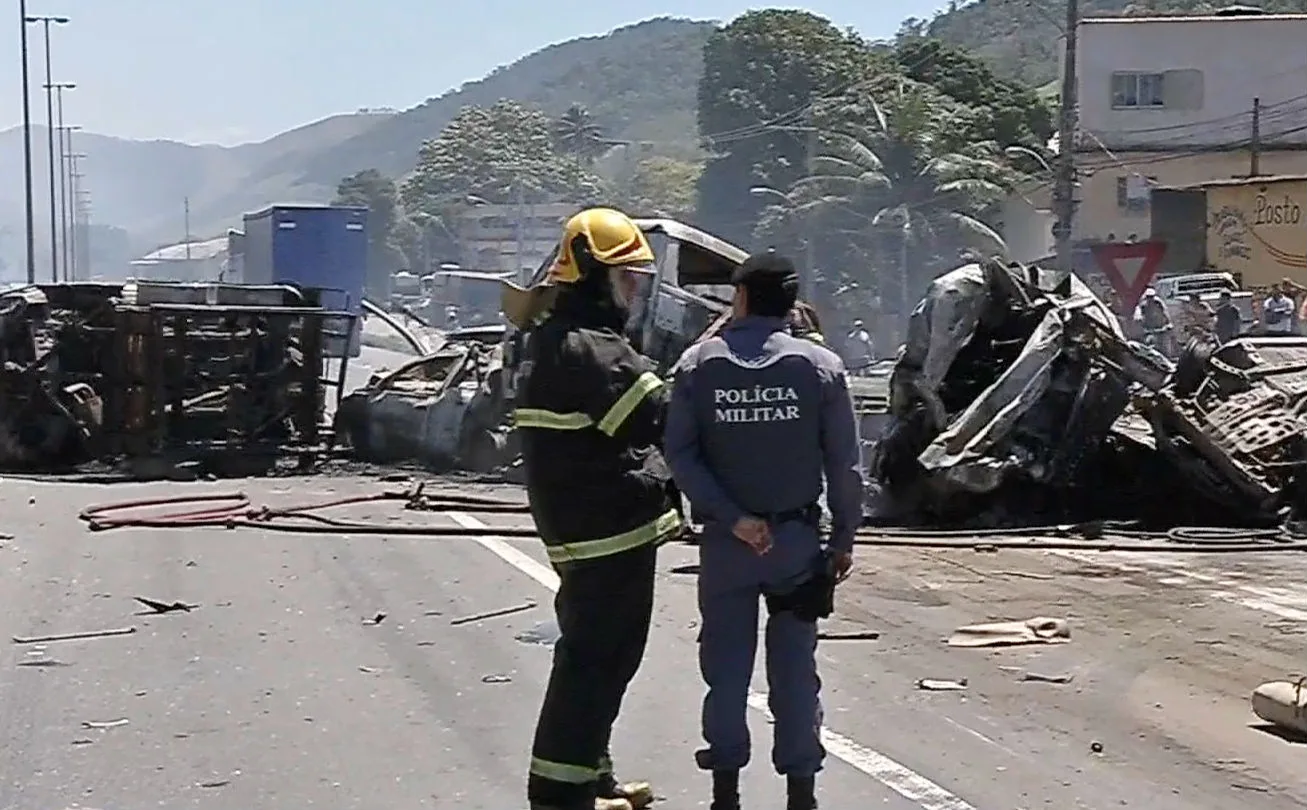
[553,104,609,164]
[790,77,1021,324]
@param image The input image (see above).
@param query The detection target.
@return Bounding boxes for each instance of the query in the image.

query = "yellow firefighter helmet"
[549,207,655,283]
[502,207,654,328]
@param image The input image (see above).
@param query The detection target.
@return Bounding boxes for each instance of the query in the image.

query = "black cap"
[731,249,799,289]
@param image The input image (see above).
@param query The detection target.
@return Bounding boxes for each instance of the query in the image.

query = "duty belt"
[760,502,821,526]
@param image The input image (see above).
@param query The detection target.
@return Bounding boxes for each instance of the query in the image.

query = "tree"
[694,10,889,246]
[892,38,1054,150]
[788,78,1022,325]
[554,104,610,164]
[610,155,702,220]
[401,99,605,218]
[333,168,409,293]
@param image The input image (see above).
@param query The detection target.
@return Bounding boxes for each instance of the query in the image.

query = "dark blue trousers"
[696,522,825,776]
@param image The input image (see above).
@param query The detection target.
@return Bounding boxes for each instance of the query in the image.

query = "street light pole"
[51,83,75,279]
[1053,0,1080,277]
[67,151,85,280]
[18,0,37,283]
[29,14,70,282]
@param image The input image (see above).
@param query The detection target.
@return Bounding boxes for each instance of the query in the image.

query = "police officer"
[505,207,682,810]
[663,250,863,810]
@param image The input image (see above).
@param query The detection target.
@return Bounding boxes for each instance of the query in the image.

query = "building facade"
[1004,8,1307,265]
[453,202,578,281]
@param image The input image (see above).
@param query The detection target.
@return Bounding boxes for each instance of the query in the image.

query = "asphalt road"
[2,474,1307,809]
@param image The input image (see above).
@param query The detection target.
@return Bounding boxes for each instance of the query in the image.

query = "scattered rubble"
[449,600,537,626]
[13,626,137,644]
[947,616,1070,648]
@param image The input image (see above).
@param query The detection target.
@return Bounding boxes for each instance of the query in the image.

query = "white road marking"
[447,511,978,810]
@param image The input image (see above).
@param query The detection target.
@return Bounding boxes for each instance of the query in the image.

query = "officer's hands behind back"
[732,516,773,555]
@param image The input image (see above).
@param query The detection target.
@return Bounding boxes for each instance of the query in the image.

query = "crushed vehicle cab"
[869,260,1175,526]
[333,324,509,472]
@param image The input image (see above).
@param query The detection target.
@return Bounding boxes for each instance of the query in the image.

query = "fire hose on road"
[75,485,1307,553]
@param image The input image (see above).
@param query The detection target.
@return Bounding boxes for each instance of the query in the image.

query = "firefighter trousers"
[527,541,658,809]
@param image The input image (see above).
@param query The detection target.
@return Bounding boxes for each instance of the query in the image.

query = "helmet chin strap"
[608,267,631,307]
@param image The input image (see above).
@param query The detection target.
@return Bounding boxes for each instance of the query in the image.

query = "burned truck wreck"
[0,281,354,477]
[870,260,1307,528]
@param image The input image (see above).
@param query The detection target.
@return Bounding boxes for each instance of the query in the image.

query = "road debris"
[482,673,512,683]
[14,626,136,644]
[817,630,880,641]
[134,596,197,614]
[450,600,537,626]
[363,612,387,625]
[916,678,968,691]
[515,621,561,646]
[947,617,1070,648]
[81,718,129,730]
[1250,678,1307,735]
[1020,671,1074,684]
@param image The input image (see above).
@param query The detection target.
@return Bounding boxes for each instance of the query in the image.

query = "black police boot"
[785,774,816,810]
[710,769,741,810]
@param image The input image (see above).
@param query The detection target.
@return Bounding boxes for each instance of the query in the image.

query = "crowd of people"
[1130,278,1305,357]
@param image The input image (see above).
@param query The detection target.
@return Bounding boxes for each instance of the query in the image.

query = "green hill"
[921,1,1304,86]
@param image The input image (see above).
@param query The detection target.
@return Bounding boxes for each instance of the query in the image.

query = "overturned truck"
[0,281,354,477]
[871,260,1307,528]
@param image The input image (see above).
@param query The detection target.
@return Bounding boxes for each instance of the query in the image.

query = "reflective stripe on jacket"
[513,292,679,563]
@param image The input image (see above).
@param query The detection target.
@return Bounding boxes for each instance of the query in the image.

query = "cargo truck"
[242,204,368,357]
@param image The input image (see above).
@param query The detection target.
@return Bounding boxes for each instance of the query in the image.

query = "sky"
[3,0,950,145]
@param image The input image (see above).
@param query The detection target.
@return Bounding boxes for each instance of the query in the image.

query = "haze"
[4,0,947,145]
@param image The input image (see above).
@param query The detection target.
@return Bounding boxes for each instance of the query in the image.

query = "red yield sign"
[1091,240,1167,312]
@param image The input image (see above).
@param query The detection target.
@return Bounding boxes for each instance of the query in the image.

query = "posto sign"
[1253,193,1302,226]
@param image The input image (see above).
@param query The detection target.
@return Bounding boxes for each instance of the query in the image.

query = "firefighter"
[502,207,681,810]
[663,250,863,810]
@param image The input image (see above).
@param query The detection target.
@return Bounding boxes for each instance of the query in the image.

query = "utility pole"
[35,15,69,282]
[514,181,526,284]
[76,185,91,276]
[1250,97,1262,176]
[1053,0,1080,277]
[18,0,37,283]
[803,108,817,303]
[52,83,74,279]
[68,151,84,279]
[184,197,192,259]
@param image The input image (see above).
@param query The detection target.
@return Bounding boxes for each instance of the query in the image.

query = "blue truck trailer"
[242,204,368,357]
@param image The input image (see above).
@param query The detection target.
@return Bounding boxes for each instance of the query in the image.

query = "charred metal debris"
[0,281,356,477]
[868,259,1307,530]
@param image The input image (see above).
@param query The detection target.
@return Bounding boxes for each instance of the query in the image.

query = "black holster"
[764,548,836,623]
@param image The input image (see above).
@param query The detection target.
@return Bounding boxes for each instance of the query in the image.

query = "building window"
[1116,174,1156,213]
[1111,72,1165,108]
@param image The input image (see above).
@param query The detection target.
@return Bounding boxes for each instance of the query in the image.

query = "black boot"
[785,774,816,810]
[710,769,740,810]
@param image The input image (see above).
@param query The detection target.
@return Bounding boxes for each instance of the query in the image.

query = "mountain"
[0,16,712,261]
[0,112,392,256]
[923,0,1303,88]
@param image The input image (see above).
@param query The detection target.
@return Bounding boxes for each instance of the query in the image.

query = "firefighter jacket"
[512,290,681,566]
